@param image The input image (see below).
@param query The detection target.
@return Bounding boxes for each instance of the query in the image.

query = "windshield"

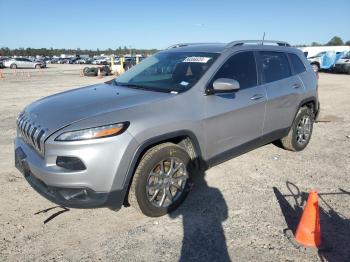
[115,52,219,93]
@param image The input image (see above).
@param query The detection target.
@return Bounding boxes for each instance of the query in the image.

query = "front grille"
[17,113,47,155]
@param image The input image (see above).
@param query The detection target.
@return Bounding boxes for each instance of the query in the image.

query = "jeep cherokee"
[14,40,319,217]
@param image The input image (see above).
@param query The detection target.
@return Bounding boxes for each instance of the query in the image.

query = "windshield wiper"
[115,81,171,93]
[115,81,146,89]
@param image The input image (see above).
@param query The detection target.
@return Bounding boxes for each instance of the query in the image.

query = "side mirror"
[212,78,240,93]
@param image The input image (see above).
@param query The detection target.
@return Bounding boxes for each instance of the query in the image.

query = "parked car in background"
[300,46,350,72]
[49,58,59,64]
[92,57,108,65]
[4,58,46,69]
[14,40,319,217]
[75,58,87,64]
[333,52,350,74]
[308,51,346,72]
[75,58,93,64]
[0,57,9,68]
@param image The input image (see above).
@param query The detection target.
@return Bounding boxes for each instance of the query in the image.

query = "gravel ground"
[0,65,349,261]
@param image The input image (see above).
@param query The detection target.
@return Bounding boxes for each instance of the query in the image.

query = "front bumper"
[15,147,115,208]
[14,130,138,209]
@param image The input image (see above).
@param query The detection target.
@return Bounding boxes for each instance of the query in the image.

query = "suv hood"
[23,83,171,136]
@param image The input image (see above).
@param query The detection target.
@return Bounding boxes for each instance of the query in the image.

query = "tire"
[35,64,41,69]
[84,67,98,76]
[346,67,350,75]
[280,107,314,151]
[10,64,17,69]
[129,143,192,217]
[311,63,320,72]
[83,67,90,74]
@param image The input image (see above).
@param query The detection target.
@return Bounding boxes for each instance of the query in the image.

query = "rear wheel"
[280,107,314,151]
[35,64,41,69]
[129,143,192,217]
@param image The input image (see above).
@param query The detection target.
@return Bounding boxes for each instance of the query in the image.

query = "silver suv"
[14,40,319,217]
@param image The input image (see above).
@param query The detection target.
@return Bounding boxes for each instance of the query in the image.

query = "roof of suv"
[165,40,296,54]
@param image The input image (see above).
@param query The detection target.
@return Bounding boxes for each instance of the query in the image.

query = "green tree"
[311,42,321,46]
[327,36,344,46]
[345,40,350,46]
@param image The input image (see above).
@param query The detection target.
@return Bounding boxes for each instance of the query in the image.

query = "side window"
[289,53,306,75]
[259,51,291,83]
[212,51,257,89]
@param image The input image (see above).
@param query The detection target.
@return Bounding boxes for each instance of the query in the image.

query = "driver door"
[204,51,267,161]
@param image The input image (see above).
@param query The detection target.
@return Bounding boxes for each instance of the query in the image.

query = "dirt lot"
[0,65,349,261]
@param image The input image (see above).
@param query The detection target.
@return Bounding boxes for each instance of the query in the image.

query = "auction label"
[183,57,211,63]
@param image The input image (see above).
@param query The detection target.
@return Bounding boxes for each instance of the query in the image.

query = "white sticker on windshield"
[180,81,189,86]
[183,57,211,63]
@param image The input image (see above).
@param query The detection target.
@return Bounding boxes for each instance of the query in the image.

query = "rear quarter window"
[259,51,291,83]
[289,53,306,74]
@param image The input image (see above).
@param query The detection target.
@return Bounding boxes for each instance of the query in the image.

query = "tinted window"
[289,53,306,74]
[260,51,291,83]
[213,51,257,89]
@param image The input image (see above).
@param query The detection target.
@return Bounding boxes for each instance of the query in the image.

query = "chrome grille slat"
[32,128,40,147]
[17,114,46,156]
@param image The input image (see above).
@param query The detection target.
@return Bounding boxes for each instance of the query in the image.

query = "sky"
[1,0,349,50]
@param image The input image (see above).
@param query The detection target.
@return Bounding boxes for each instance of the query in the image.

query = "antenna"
[262,32,266,45]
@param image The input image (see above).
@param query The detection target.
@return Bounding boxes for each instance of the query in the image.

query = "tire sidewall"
[291,108,314,151]
[134,145,192,217]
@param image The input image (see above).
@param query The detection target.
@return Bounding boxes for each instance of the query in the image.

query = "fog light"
[56,156,86,171]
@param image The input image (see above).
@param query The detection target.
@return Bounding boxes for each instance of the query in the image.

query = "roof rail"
[166,43,218,49]
[225,40,291,48]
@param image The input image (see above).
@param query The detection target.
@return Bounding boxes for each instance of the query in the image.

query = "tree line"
[0,46,159,57]
[1,36,350,57]
[296,36,350,47]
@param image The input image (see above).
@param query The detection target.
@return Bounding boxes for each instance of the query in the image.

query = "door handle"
[250,94,264,100]
[292,83,301,89]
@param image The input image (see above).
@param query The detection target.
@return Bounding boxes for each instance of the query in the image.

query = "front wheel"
[129,143,192,217]
[280,107,314,151]
[10,64,17,69]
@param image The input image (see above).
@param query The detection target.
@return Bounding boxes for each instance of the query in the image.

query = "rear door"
[204,51,267,160]
[23,58,34,68]
[258,51,304,135]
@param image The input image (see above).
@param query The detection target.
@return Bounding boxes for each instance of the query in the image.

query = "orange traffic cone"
[295,190,321,247]
[0,70,4,79]
[13,69,17,76]
[97,68,102,79]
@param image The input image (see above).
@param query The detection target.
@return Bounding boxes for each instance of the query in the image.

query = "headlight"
[55,122,129,141]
